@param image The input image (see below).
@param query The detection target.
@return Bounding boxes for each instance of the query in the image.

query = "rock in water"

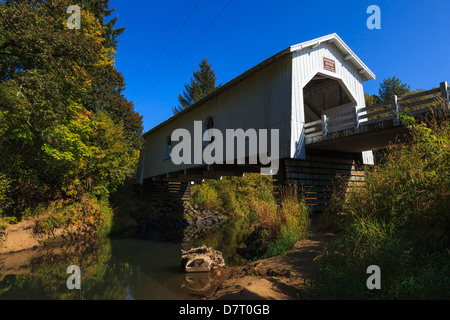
[181,245,225,273]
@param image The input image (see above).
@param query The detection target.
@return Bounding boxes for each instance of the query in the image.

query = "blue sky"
[110,0,450,132]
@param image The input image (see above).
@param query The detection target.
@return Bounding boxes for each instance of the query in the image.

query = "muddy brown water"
[0,219,250,300]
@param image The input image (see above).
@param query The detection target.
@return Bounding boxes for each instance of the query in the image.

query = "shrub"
[0,173,12,217]
[189,173,275,216]
[190,183,219,211]
[255,185,311,258]
[34,196,114,238]
[317,115,450,299]
[189,175,311,258]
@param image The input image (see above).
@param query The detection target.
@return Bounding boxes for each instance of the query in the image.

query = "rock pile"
[181,245,226,273]
[183,202,227,228]
[130,200,227,241]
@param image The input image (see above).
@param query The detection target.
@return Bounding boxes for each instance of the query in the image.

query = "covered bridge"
[138,33,377,210]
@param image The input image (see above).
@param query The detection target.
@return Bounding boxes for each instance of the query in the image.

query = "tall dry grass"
[317,113,450,299]
[254,185,311,258]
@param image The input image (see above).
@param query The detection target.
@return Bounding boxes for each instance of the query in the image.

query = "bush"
[190,173,274,216]
[256,186,311,258]
[317,115,450,299]
[191,183,219,211]
[189,175,311,258]
[0,173,12,217]
[34,196,114,238]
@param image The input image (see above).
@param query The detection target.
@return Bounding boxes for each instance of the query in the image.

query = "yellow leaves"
[97,46,116,66]
[81,10,106,45]
[61,179,82,198]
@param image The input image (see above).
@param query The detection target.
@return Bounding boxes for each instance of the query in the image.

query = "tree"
[78,0,125,50]
[173,58,219,114]
[0,0,142,219]
[378,76,410,102]
[82,61,144,151]
[364,93,381,107]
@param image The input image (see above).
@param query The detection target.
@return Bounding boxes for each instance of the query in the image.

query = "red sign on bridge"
[323,57,336,73]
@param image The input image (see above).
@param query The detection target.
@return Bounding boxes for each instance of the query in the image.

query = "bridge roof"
[143,33,376,138]
[289,33,376,82]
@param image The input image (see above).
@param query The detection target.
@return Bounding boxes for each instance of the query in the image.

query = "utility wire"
[127,0,194,84]
[129,0,204,96]
[138,0,233,103]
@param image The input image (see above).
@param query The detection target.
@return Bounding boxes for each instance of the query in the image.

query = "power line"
[129,0,204,96]
[127,0,194,84]
[138,0,233,104]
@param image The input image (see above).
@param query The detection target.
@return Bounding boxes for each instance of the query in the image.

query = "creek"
[0,218,251,300]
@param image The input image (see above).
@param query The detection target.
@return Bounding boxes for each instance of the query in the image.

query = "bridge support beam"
[140,180,192,202]
[274,149,366,213]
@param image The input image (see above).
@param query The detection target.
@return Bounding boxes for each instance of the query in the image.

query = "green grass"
[263,227,302,258]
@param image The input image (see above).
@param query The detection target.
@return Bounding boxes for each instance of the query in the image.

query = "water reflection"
[0,219,251,300]
[186,218,250,266]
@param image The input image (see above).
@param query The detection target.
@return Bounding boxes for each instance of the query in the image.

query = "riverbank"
[1,184,333,300]
[0,215,80,255]
[0,197,115,255]
[0,213,334,300]
[208,229,335,300]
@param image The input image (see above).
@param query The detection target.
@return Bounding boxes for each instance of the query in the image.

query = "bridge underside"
[141,163,263,202]
[140,149,366,213]
[275,150,366,213]
[140,115,446,211]
[307,122,410,153]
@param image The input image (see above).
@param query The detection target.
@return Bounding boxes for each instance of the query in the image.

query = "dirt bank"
[208,230,335,300]
[0,213,97,255]
[0,217,71,255]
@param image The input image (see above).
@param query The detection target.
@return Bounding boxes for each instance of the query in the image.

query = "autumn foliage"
[0,0,143,233]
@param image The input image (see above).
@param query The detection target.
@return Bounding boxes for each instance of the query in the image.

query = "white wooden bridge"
[137,33,449,211]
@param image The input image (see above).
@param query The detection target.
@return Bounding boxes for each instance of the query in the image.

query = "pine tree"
[378,76,410,102]
[173,58,218,114]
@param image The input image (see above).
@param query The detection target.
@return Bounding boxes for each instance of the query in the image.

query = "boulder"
[181,245,225,273]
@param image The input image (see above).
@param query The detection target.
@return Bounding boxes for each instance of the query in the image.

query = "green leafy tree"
[76,0,143,151]
[78,0,125,50]
[364,92,381,107]
[86,111,139,196]
[378,76,410,102]
[0,0,142,222]
[173,58,219,114]
[81,63,144,151]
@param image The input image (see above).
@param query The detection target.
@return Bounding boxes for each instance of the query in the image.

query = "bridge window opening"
[165,136,172,160]
[203,116,215,147]
[303,75,353,123]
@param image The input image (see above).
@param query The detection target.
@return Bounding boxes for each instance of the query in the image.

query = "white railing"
[305,81,449,144]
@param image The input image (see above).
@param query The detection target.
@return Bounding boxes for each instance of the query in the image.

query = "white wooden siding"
[291,42,367,159]
[141,35,377,180]
[142,55,293,179]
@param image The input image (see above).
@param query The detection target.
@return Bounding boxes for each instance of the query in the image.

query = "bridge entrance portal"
[303,73,357,123]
